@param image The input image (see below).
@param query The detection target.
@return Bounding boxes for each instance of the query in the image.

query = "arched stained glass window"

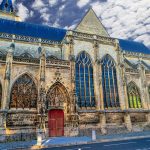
[127,82,142,108]
[102,55,120,108]
[0,83,2,109]
[10,74,38,109]
[75,51,95,108]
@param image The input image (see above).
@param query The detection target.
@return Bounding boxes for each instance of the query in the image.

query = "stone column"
[93,40,101,110]
[2,44,14,110]
[0,110,7,142]
[65,32,79,136]
[63,31,73,61]
[0,43,14,142]
[99,62,104,110]
[100,113,107,134]
[115,40,126,110]
[124,113,132,131]
[146,113,150,125]
[37,47,47,141]
[98,43,106,134]
[138,60,147,109]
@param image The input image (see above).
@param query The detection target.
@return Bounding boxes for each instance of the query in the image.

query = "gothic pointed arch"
[101,54,120,108]
[46,82,70,113]
[75,51,95,108]
[0,82,2,109]
[127,81,142,108]
[10,74,38,109]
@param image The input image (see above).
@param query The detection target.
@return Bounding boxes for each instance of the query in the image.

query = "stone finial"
[8,43,15,53]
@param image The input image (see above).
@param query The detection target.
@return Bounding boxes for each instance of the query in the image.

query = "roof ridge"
[0,18,66,31]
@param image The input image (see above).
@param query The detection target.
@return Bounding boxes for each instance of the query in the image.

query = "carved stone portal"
[46,82,70,114]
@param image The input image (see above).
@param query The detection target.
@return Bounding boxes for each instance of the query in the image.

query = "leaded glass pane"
[127,82,142,109]
[10,74,37,109]
[75,51,95,108]
[102,55,120,108]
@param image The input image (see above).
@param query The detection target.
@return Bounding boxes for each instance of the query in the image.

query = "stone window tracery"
[102,55,120,108]
[75,51,95,108]
[46,82,70,113]
[0,83,2,109]
[127,82,142,108]
[10,74,37,109]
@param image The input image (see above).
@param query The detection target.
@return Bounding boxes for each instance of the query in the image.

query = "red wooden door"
[48,109,64,137]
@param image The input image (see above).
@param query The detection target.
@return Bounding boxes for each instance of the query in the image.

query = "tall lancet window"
[75,51,95,108]
[102,55,120,108]
[127,82,142,108]
[0,83,2,109]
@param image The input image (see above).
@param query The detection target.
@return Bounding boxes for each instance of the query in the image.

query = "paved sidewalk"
[97,131,150,142]
[1,131,150,150]
[42,136,91,147]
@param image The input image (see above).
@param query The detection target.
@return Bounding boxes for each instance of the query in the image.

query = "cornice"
[0,33,62,45]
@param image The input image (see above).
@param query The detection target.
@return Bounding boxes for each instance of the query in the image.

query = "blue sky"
[0,0,150,48]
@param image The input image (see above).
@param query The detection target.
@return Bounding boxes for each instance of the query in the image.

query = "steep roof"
[0,18,67,42]
[119,39,150,55]
[75,8,109,37]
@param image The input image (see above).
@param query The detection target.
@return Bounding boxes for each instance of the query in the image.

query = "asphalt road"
[42,137,150,150]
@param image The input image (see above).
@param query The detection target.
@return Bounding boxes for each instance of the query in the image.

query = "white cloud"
[48,0,58,7]
[77,0,90,8]
[90,0,150,48]
[17,3,29,21]
[32,0,45,10]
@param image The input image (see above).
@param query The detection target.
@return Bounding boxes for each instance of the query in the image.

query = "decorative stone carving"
[7,113,37,126]
[10,74,38,109]
[54,68,62,82]
[79,113,99,124]
[46,82,70,113]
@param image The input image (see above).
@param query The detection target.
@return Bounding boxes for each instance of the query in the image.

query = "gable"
[75,8,109,37]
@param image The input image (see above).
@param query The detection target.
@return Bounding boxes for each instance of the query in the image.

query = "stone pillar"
[99,62,104,110]
[138,60,148,109]
[63,31,73,61]
[93,40,101,110]
[37,47,47,141]
[65,32,79,136]
[2,44,14,110]
[115,40,126,110]
[146,113,150,124]
[124,113,132,131]
[0,110,7,142]
[100,113,107,134]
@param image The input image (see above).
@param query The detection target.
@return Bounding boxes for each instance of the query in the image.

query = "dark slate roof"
[0,18,67,42]
[119,39,150,55]
[0,0,14,13]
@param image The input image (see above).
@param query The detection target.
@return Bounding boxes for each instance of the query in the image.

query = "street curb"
[29,135,150,149]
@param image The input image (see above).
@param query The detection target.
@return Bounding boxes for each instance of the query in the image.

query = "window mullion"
[108,65,112,108]
[84,64,86,107]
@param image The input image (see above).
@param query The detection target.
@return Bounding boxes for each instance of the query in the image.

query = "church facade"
[0,0,150,142]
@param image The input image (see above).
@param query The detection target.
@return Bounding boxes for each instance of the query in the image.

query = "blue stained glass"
[75,51,95,108]
[102,55,120,108]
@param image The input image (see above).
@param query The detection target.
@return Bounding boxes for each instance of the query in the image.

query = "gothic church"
[0,0,150,142]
